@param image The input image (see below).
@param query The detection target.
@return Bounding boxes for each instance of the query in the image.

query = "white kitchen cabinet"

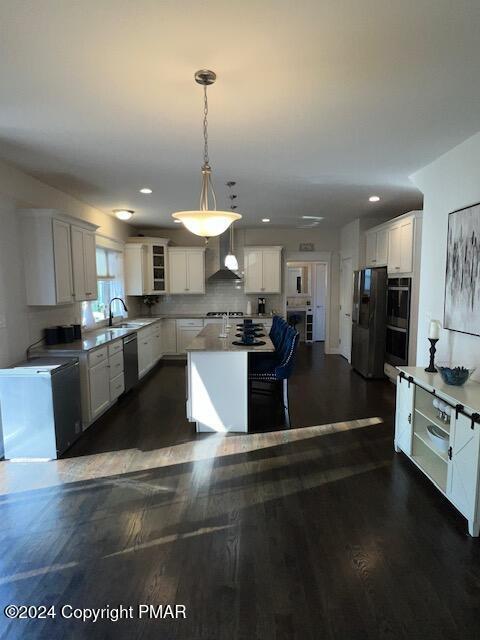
[53,219,74,304]
[365,232,377,267]
[20,209,98,306]
[244,246,282,293]
[395,367,480,536]
[88,359,111,419]
[71,225,98,301]
[366,228,389,267]
[394,373,414,455]
[376,228,389,265]
[138,329,153,378]
[447,412,480,524]
[399,219,414,273]
[125,237,169,295]
[176,319,204,354]
[168,247,206,294]
[162,319,177,354]
[388,218,414,274]
[152,323,163,361]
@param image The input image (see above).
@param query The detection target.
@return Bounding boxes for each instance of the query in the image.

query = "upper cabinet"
[388,218,414,274]
[364,212,420,275]
[125,237,169,296]
[168,247,205,294]
[20,209,98,306]
[244,246,282,293]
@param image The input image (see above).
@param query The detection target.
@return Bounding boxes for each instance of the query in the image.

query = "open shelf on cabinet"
[412,435,447,493]
[414,384,451,435]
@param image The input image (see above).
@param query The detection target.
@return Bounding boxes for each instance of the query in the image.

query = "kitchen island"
[186,323,275,433]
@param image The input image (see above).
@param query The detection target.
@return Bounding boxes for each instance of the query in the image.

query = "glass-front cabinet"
[151,243,166,293]
[125,237,169,296]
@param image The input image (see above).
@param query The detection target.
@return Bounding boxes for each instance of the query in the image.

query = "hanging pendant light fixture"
[172,70,242,239]
[224,181,239,270]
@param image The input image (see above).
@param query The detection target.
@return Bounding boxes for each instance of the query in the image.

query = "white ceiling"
[1,0,479,228]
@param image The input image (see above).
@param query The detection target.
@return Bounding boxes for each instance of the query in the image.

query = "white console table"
[395,367,480,537]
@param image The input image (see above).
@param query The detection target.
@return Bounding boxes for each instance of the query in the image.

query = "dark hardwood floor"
[1,344,480,639]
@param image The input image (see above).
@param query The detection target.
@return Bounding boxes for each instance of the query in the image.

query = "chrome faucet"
[109,297,128,326]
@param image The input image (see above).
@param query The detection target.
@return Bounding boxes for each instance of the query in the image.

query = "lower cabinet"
[138,330,153,378]
[395,369,480,536]
[176,319,203,354]
[162,319,177,355]
[88,358,111,420]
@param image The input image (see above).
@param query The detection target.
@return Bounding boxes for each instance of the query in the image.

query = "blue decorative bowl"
[438,365,474,386]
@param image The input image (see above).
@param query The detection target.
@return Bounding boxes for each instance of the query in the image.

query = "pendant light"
[224,181,239,270]
[172,70,242,239]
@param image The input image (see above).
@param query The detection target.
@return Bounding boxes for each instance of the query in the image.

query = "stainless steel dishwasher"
[123,333,139,393]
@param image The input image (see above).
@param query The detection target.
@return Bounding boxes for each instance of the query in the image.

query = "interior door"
[52,219,73,304]
[186,251,205,293]
[339,257,353,360]
[314,263,327,342]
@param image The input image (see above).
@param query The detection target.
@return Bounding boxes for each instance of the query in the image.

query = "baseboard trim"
[325,346,341,355]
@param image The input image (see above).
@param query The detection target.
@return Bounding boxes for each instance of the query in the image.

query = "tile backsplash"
[148,280,284,315]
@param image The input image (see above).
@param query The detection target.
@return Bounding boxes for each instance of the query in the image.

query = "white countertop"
[186,323,275,353]
[398,366,480,414]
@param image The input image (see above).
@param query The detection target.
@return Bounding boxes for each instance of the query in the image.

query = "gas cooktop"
[206,311,244,317]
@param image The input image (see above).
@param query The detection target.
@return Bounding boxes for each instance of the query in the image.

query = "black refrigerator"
[351,267,387,378]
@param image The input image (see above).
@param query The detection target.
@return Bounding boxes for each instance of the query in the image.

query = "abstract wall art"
[444,202,480,336]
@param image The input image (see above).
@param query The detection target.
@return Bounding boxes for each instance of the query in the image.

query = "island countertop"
[186,323,275,353]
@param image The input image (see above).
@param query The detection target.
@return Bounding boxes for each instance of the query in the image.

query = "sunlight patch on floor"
[0,417,384,495]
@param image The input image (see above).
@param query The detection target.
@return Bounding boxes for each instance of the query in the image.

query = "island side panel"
[188,351,248,432]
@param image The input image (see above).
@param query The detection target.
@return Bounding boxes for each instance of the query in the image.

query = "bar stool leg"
[283,378,291,428]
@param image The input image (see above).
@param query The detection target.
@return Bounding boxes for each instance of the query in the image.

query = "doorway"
[313,263,326,341]
[339,256,353,361]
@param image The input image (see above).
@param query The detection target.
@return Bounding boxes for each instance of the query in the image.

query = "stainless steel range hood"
[208,230,242,282]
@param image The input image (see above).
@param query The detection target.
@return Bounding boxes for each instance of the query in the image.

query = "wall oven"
[386,277,411,366]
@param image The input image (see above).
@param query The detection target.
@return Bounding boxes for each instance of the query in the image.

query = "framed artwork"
[444,201,480,336]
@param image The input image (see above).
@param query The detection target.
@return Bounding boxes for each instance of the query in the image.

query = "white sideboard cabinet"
[395,367,480,536]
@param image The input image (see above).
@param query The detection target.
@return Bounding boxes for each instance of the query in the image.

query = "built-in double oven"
[386,277,411,366]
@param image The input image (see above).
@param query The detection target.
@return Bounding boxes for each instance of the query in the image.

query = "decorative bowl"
[426,425,449,454]
[437,365,475,386]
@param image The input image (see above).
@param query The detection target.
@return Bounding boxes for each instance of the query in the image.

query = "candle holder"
[425,338,439,373]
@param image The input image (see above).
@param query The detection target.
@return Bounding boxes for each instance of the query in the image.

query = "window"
[82,247,126,326]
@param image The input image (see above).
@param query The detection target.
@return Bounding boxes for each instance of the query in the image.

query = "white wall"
[411,131,480,375]
[0,160,131,367]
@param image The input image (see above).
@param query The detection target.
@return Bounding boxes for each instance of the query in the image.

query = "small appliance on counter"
[257,297,266,314]
[44,324,82,346]
[0,357,82,459]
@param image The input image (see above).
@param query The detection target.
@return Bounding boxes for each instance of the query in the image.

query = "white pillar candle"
[429,320,440,340]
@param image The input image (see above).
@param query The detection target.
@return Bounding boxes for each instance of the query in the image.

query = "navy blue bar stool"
[249,326,300,428]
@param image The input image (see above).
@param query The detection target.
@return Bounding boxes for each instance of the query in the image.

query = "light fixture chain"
[203,84,209,166]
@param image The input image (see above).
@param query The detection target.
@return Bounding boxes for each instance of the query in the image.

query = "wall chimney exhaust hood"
[208,231,242,282]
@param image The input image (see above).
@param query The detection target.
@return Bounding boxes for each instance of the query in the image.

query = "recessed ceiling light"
[301,215,324,220]
[369,195,380,202]
[140,187,152,194]
[262,218,270,223]
[174,219,182,223]
[113,209,134,221]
